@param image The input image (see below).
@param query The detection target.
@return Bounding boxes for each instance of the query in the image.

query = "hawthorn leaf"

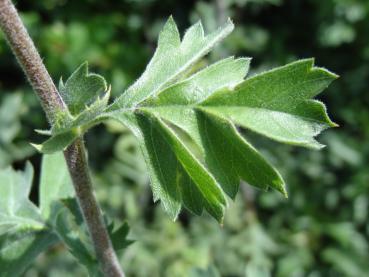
[108,112,182,219]
[137,112,227,222]
[109,112,226,221]
[144,56,250,107]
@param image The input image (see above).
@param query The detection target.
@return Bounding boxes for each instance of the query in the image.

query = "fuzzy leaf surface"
[59,62,107,115]
[32,17,337,223]
[109,16,234,109]
[34,64,110,154]
[107,19,336,222]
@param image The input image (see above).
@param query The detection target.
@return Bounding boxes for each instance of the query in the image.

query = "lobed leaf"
[107,20,337,221]
[34,64,110,154]
[107,221,134,252]
[31,17,337,222]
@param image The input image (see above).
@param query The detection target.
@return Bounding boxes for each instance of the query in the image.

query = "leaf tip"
[225,17,235,30]
[331,122,339,128]
[35,129,52,136]
[30,142,43,153]
[281,186,288,198]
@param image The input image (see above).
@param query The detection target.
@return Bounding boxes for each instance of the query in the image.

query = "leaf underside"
[34,16,338,222]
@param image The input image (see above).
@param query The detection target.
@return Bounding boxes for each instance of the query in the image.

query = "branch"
[0,1,124,276]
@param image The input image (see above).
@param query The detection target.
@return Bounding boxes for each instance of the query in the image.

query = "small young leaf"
[33,64,110,155]
[107,221,134,252]
[59,62,107,115]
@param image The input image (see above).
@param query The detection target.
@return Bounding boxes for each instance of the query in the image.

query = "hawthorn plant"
[0,0,337,276]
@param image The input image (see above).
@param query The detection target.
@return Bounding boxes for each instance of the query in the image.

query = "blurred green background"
[1,0,368,276]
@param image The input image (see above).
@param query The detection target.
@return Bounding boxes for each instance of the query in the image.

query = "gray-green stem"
[0,1,124,276]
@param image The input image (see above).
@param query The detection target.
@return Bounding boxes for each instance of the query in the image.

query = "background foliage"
[0,0,368,276]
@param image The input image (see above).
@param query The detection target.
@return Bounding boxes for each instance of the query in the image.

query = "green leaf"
[38,153,102,275]
[106,19,336,222]
[54,199,100,275]
[52,88,110,135]
[109,16,234,109]
[201,59,338,149]
[0,163,55,276]
[196,112,286,197]
[59,62,107,115]
[0,163,45,235]
[107,221,134,252]
[0,231,58,277]
[0,153,130,276]
[136,112,227,222]
[31,131,79,154]
[39,153,75,221]
[33,63,110,154]
[34,17,337,222]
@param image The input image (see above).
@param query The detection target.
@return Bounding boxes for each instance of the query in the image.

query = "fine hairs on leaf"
[33,16,337,223]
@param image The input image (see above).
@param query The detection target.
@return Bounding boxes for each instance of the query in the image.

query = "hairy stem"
[0,0,65,124]
[64,138,124,276]
[0,1,124,276]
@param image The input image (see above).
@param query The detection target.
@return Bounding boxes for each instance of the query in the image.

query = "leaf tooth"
[182,20,204,46]
[59,77,65,91]
[158,15,180,49]
[30,143,43,152]
[34,129,52,136]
